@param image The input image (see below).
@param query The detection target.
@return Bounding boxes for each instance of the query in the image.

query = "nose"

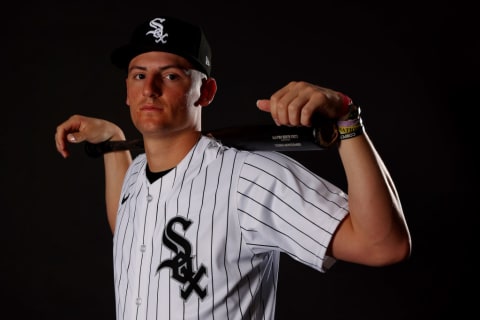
[143,76,161,98]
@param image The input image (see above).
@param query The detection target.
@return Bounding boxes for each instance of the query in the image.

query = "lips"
[140,104,164,111]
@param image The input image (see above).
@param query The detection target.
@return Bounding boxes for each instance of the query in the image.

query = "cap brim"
[111,44,209,76]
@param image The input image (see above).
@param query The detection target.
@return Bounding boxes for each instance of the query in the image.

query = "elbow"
[384,238,412,266]
[397,233,413,262]
[370,232,412,267]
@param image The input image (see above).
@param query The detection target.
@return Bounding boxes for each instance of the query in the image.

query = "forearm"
[104,149,132,233]
[101,128,132,233]
[336,132,411,265]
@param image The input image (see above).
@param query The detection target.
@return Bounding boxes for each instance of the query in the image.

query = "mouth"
[140,104,164,111]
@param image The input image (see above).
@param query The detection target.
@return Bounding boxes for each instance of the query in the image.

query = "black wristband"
[84,139,144,158]
[339,126,364,140]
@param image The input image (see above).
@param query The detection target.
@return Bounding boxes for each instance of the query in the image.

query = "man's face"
[125,51,203,137]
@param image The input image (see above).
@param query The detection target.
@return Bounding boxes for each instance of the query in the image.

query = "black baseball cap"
[111,16,212,76]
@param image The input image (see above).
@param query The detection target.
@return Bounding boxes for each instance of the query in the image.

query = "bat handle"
[311,115,339,148]
[84,139,144,158]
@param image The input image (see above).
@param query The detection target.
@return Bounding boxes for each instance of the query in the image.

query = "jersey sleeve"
[236,151,349,272]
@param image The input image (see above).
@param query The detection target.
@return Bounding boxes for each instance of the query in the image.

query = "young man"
[55,16,411,320]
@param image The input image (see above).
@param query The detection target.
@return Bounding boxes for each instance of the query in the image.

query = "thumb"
[256,99,271,112]
[66,132,86,144]
[257,99,281,126]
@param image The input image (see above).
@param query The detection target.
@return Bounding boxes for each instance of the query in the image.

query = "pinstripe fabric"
[113,135,349,320]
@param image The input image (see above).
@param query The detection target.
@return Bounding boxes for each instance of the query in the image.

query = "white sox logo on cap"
[110,15,213,76]
[146,18,169,44]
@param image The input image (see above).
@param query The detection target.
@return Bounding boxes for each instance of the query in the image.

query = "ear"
[195,77,217,107]
[125,78,130,106]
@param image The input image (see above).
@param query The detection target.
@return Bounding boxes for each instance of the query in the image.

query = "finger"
[55,131,71,158]
[256,99,281,126]
[256,99,271,112]
[55,119,83,158]
[55,137,69,158]
[66,132,83,143]
[273,91,308,126]
[271,82,315,126]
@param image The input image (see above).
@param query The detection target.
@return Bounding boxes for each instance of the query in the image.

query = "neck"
[143,131,202,172]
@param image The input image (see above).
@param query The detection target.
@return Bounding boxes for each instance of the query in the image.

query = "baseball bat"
[84,119,339,158]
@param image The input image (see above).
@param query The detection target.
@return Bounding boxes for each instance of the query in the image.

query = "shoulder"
[125,153,147,178]
[131,153,147,166]
[243,150,305,171]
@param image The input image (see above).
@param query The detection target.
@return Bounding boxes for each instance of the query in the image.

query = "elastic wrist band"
[339,126,364,140]
[338,125,362,135]
[337,97,363,141]
[337,118,361,128]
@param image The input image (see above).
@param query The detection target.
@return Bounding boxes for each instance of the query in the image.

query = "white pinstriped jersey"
[113,135,349,320]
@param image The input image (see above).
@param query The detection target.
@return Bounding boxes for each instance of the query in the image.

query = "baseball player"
[55,16,411,320]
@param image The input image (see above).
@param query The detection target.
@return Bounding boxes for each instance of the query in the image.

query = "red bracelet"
[340,93,352,117]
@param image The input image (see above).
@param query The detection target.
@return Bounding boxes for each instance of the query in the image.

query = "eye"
[133,73,146,80]
[164,73,180,81]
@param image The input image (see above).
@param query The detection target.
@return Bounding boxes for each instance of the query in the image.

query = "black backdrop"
[3,1,478,319]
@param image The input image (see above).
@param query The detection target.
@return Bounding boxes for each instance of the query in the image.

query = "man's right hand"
[55,114,126,158]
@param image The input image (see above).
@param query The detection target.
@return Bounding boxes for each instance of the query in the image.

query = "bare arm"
[55,114,132,233]
[257,81,411,266]
[103,149,131,231]
[332,132,410,266]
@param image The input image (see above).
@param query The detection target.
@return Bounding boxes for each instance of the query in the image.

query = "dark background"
[3,0,478,319]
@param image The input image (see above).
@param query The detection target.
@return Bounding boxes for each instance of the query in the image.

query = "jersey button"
[147,194,153,202]
[136,297,142,305]
[140,244,146,252]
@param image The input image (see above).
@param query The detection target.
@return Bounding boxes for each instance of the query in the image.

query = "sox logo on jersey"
[157,216,207,300]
